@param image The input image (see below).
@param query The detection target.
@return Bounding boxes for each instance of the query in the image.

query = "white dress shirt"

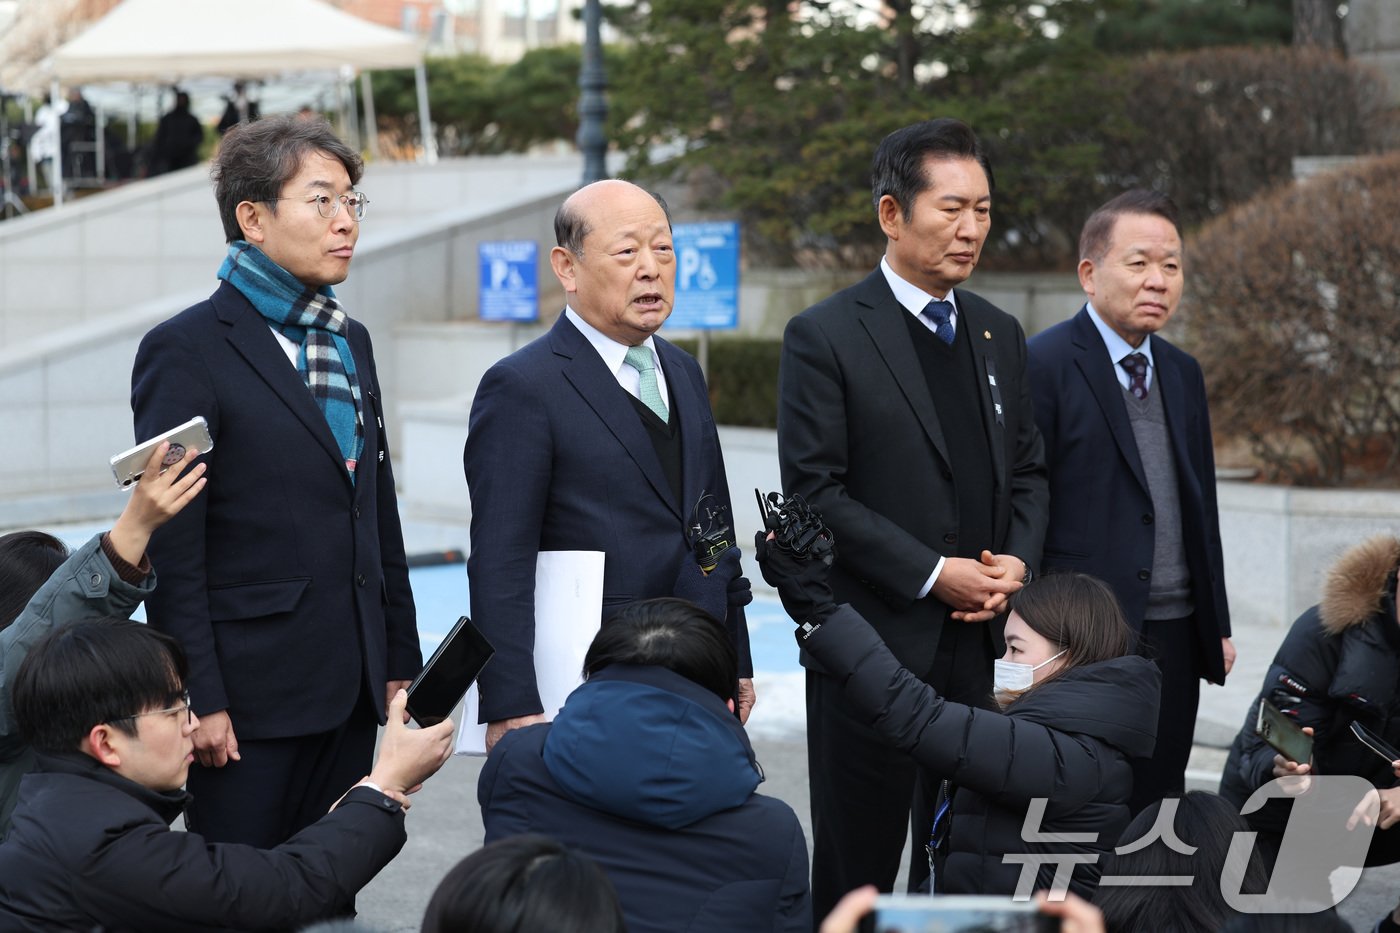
[879,257,966,599]
[565,307,671,411]
[881,256,962,340]
[1086,303,1156,393]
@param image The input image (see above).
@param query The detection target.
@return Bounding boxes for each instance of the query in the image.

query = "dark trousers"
[186,688,379,848]
[1129,615,1200,814]
[806,617,993,926]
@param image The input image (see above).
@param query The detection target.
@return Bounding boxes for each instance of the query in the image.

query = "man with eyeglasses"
[130,114,422,848]
[0,619,454,930]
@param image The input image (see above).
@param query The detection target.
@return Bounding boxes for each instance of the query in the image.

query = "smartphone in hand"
[1257,697,1313,764]
[860,895,1056,933]
[406,616,494,728]
[111,417,212,488]
[1350,721,1400,765]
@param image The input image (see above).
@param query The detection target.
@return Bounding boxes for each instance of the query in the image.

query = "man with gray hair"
[130,114,421,847]
[1027,188,1234,812]
[464,179,753,754]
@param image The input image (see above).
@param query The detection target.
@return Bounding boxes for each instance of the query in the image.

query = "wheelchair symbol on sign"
[490,259,525,290]
[679,248,718,290]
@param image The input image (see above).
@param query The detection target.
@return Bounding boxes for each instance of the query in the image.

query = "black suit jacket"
[131,281,422,739]
[777,269,1048,674]
[1026,306,1229,683]
[464,313,750,723]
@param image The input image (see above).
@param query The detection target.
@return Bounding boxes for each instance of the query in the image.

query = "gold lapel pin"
[983,330,992,340]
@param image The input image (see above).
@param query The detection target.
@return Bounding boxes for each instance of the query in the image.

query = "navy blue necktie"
[1121,352,1149,400]
[922,300,955,346]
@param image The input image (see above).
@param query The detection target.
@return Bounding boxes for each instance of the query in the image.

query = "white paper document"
[455,550,605,756]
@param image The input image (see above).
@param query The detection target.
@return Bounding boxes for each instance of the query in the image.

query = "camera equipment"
[755,490,836,565]
[689,491,734,573]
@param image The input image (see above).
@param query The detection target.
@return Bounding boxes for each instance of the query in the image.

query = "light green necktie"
[624,345,669,422]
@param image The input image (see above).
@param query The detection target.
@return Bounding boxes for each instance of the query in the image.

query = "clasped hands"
[934,550,1025,622]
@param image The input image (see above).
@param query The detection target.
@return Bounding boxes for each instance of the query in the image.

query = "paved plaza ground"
[355,602,1400,932]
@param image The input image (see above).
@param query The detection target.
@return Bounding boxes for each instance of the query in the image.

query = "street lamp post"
[577,0,608,184]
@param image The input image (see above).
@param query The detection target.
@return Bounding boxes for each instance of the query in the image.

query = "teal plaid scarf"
[218,241,364,480]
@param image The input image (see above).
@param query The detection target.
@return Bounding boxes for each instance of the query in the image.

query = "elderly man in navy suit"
[131,115,421,847]
[1027,189,1234,812]
[465,180,752,753]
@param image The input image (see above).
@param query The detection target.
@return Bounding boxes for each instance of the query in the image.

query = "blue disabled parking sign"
[478,240,539,322]
[670,222,739,330]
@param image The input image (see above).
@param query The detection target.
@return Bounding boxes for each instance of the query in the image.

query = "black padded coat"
[1220,536,1400,840]
[0,752,405,931]
[800,605,1159,900]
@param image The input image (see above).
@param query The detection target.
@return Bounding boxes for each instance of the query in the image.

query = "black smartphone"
[1350,721,1400,764]
[405,616,494,728]
[859,895,1057,933]
[1256,697,1313,764]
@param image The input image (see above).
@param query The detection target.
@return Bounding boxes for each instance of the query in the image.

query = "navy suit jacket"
[464,313,750,723]
[778,270,1048,675]
[1026,306,1229,683]
[131,281,422,739]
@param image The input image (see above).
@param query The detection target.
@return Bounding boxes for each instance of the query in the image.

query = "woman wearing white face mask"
[757,539,1161,903]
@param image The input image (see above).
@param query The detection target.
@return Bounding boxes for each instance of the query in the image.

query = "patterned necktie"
[1121,352,1149,400]
[624,345,669,422]
[922,299,956,346]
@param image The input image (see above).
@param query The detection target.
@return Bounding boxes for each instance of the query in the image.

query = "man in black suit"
[1026,189,1233,812]
[464,179,752,753]
[131,115,422,846]
[777,118,1048,918]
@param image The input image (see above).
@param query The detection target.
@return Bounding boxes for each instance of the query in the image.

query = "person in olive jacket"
[0,443,206,835]
[758,537,1159,901]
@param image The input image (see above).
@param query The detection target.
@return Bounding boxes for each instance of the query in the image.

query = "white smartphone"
[864,895,1055,933]
[110,416,213,489]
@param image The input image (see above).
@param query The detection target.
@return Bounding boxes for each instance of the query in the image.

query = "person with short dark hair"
[217,81,260,136]
[150,90,205,175]
[1094,791,1268,933]
[1027,188,1234,813]
[776,116,1049,913]
[422,834,626,933]
[130,114,421,847]
[759,538,1158,902]
[479,598,810,933]
[0,619,453,931]
[0,442,205,835]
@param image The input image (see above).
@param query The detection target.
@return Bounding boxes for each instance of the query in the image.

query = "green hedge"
[672,337,781,429]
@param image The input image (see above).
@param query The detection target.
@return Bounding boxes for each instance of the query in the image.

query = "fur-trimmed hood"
[1319,535,1400,635]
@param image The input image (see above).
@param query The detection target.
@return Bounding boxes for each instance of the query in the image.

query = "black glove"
[728,561,754,611]
[674,546,742,622]
[754,531,838,627]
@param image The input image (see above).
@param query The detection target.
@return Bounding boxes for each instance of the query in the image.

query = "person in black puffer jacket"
[1220,534,1400,931]
[758,537,1159,902]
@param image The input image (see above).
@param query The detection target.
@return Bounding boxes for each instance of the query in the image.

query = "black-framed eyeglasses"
[112,692,193,725]
[263,189,369,222]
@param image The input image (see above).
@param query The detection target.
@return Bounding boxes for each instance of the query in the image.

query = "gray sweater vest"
[1124,378,1193,620]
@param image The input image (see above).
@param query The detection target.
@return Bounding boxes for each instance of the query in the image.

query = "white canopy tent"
[44,0,435,204]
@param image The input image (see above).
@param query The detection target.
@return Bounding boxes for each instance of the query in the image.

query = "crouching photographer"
[754,494,1160,902]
